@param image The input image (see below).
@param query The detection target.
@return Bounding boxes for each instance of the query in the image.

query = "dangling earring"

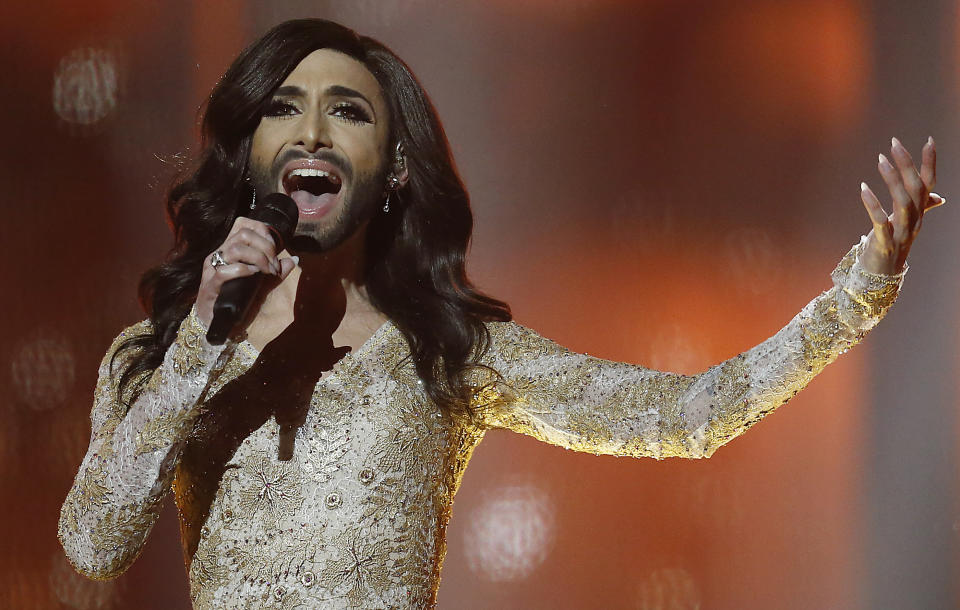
[383,141,405,213]
[384,175,401,213]
[244,174,257,210]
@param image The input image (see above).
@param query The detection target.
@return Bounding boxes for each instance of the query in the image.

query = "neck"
[274,222,375,311]
[299,224,377,316]
[245,223,386,353]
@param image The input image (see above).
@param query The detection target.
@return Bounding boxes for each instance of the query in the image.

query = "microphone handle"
[206,274,263,345]
[203,193,299,346]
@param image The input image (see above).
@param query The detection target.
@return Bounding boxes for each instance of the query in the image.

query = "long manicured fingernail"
[878,153,893,168]
[928,136,935,147]
[891,136,901,149]
[291,256,300,266]
[860,182,869,192]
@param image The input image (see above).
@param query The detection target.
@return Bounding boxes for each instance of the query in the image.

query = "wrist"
[830,236,907,322]
[858,232,906,275]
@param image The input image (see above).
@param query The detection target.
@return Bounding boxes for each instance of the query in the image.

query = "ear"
[392,163,409,188]
[391,142,409,188]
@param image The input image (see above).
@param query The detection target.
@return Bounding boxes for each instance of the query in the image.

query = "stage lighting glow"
[647,325,709,375]
[10,333,75,410]
[52,47,119,126]
[326,0,411,27]
[723,227,782,295]
[49,552,118,609]
[464,481,556,582]
[2,570,57,608]
[50,402,93,471]
[635,567,700,610]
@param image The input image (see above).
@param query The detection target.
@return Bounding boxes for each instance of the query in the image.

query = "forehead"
[279,48,384,104]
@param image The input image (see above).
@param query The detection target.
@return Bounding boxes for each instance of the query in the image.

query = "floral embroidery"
[237,456,305,525]
[320,528,393,607]
[58,242,904,607]
[170,315,207,377]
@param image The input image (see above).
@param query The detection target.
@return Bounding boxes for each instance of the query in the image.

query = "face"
[248,49,392,252]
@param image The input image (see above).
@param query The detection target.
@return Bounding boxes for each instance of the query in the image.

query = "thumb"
[278,256,299,280]
[926,192,946,211]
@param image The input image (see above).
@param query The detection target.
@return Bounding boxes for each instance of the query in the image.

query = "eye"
[263,99,299,118]
[330,102,372,125]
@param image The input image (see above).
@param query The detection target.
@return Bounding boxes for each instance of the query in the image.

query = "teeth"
[288,168,341,183]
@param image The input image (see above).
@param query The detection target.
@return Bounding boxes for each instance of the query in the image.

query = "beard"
[247,150,389,253]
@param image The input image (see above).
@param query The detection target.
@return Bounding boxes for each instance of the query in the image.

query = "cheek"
[249,131,271,166]
[377,123,392,159]
[249,120,291,165]
[350,129,390,171]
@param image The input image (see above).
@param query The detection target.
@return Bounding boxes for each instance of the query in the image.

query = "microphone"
[205,193,299,345]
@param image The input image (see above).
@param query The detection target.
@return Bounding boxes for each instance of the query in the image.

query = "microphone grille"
[249,193,299,249]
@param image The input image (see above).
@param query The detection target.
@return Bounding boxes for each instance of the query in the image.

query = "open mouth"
[282,168,343,215]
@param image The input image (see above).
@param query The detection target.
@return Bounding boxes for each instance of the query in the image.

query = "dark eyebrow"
[273,85,306,98]
[271,84,377,120]
[325,85,374,109]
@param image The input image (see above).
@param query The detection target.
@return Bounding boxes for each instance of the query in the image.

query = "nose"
[294,110,332,153]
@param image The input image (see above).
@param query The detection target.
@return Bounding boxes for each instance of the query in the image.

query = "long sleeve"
[58,308,229,580]
[476,239,905,459]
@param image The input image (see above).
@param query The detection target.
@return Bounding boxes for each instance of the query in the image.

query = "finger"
[920,136,936,190]
[221,243,279,275]
[227,217,277,248]
[278,256,299,280]
[878,153,914,244]
[210,262,261,284]
[860,182,893,247]
[890,137,927,211]
[926,192,946,211]
[221,228,280,272]
[225,227,278,256]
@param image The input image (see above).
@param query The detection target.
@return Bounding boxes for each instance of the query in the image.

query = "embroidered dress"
[58,240,904,609]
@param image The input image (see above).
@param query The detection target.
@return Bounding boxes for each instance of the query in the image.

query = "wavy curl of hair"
[114,19,511,417]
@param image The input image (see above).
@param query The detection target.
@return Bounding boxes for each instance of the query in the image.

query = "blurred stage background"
[1,0,958,608]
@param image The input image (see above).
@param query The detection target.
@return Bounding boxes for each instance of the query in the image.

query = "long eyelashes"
[262,99,372,126]
[330,102,372,125]
[263,99,298,117]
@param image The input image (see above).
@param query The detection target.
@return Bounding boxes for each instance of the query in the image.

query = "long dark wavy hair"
[114,19,511,417]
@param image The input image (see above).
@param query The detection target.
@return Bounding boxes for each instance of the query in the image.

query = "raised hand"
[196,217,298,329]
[859,136,944,275]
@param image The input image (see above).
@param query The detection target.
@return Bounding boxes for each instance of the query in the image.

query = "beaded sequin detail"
[59,241,904,607]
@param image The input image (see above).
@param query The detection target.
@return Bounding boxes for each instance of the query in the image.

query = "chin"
[289,211,365,253]
[288,235,330,254]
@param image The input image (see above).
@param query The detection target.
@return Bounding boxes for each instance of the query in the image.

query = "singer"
[58,19,941,609]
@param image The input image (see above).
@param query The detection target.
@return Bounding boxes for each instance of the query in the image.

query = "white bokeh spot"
[464,481,555,582]
[49,552,118,609]
[52,47,119,126]
[636,567,700,610]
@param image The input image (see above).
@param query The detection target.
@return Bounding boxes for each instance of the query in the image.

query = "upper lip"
[279,158,344,194]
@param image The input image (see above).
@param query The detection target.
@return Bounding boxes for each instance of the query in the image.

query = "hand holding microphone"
[197,193,300,345]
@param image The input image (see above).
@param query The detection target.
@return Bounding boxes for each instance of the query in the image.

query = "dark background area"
[1,1,957,608]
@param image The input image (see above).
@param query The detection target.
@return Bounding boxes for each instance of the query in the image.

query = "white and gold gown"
[58,240,903,608]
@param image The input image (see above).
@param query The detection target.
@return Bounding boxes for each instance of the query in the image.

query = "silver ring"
[210,250,228,268]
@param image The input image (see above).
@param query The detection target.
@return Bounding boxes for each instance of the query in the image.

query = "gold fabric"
[58,240,904,608]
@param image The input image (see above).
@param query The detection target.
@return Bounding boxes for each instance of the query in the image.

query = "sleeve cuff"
[830,235,907,320]
[169,306,227,377]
